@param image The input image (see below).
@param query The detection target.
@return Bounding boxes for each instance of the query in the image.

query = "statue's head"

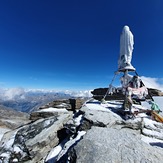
[123,25,130,32]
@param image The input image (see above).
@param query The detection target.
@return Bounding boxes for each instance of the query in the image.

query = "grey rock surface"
[0,105,30,129]
[39,98,85,111]
[141,118,163,141]
[1,98,163,163]
[0,112,73,163]
[30,110,59,120]
[91,87,163,101]
[74,127,163,163]
[81,106,122,127]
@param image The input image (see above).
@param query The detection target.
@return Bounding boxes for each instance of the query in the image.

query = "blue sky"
[0,0,163,90]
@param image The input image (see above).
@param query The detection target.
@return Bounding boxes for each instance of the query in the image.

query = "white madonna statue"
[118,26,135,71]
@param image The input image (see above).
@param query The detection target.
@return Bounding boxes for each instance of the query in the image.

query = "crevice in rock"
[57,128,70,143]
[45,111,86,163]
[67,148,77,163]
[57,147,77,163]
[78,118,107,131]
[47,111,108,163]
[78,118,92,131]
[73,110,85,119]
[120,121,143,130]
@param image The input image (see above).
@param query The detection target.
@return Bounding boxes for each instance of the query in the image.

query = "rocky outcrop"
[39,99,71,110]
[73,127,163,163]
[30,110,59,121]
[67,103,163,163]
[148,88,163,96]
[0,111,73,162]
[0,98,85,162]
[80,105,122,128]
[91,87,163,101]
[75,98,86,109]
[0,105,30,129]
[39,98,86,111]
[1,98,163,162]
[91,88,125,101]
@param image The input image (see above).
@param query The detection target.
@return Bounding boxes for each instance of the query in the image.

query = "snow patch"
[85,103,111,112]
[142,128,163,140]
[0,128,11,141]
[141,135,163,144]
[74,114,83,126]
[38,107,68,112]
[46,145,62,161]
[57,131,86,161]
[13,146,22,154]
[46,131,86,162]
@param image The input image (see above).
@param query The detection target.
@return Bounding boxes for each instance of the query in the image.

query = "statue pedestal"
[118,65,135,72]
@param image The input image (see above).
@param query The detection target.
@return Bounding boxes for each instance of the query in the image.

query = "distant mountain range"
[0,88,92,112]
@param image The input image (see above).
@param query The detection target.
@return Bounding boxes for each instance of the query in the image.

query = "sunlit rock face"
[1,98,163,162]
[0,112,73,162]
[73,127,163,163]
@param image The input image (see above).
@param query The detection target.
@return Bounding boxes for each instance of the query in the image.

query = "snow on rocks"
[45,143,63,162]
[46,130,86,162]
[141,117,163,142]
[142,128,163,140]
[141,135,163,147]
[65,99,163,162]
[45,109,86,162]
[0,112,73,163]
[81,104,122,128]
[0,130,18,162]
[82,100,163,143]
[1,98,163,162]
[38,107,68,113]
[30,107,69,121]
[0,128,11,141]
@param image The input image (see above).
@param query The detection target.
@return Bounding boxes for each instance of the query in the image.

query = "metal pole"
[103,72,117,100]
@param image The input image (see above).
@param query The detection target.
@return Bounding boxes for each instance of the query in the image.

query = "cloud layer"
[0,87,25,100]
[140,76,163,91]
[0,76,162,101]
[0,88,92,101]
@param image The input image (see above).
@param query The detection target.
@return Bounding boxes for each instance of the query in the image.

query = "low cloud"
[140,76,163,91]
[0,87,92,101]
[64,90,92,97]
[0,76,162,101]
[3,87,25,100]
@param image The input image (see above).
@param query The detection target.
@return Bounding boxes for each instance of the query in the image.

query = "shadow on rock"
[150,142,163,148]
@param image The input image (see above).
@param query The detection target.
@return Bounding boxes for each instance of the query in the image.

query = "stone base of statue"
[118,64,135,72]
